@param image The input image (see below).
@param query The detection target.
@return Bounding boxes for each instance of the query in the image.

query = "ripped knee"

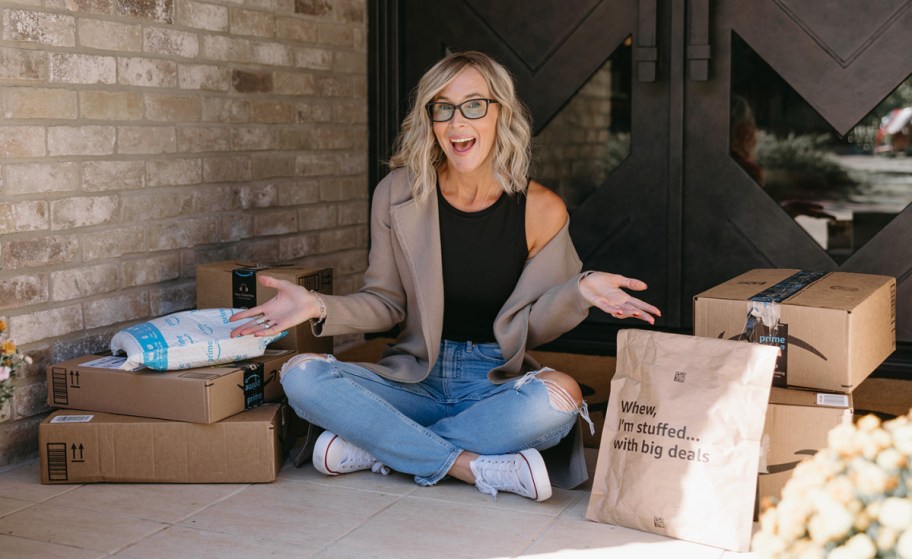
[518,369,583,411]
[539,371,597,435]
[538,372,583,411]
[543,380,580,411]
[280,352,333,381]
[518,369,596,435]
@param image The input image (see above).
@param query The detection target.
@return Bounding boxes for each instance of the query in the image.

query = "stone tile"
[0,534,106,559]
[112,526,319,559]
[405,475,579,517]
[521,515,727,558]
[322,496,554,559]
[0,496,33,517]
[178,480,400,548]
[0,461,79,503]
[314,551,381,559]
[0,503,166,553]
[0,456,762,559]
[278,462,418,496]
[44,483,248,523]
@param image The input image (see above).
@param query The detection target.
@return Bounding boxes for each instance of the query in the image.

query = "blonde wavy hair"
[388,51,532,201]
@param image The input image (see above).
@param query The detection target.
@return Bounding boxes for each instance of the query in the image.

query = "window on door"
[731,33,912,264]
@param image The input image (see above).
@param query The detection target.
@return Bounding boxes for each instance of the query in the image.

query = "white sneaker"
[312,431,389,476]
[470,448,552,502]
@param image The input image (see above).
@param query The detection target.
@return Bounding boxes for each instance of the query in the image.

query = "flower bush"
[753,412,912,558]
[0,319,31,410]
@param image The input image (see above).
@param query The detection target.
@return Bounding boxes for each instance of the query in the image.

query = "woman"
[230,51,660,502]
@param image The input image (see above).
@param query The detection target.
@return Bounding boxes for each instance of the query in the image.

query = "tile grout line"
[108,483,258,556]
[511,490,589,557]
[0,531,113,558]
[310,483,415,556]
[111,483,264,555]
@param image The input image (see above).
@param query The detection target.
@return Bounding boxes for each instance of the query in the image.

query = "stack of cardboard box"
[39,261,333,485]
[693,268,896,512]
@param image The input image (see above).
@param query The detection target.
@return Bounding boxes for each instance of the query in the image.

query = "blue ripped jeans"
[280,340,585,486]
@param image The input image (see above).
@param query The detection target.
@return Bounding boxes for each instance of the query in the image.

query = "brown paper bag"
[586,329,777,551]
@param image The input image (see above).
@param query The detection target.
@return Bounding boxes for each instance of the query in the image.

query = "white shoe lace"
[340,442,390,475]
[470,456,526,500]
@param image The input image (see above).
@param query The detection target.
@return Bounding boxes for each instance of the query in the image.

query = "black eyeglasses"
[426,98,499,122]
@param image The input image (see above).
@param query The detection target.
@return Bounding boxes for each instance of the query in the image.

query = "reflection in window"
[731,34,912,262]
[532,37,632,211]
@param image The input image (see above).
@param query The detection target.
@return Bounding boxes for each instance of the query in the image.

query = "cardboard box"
[47,350,294,423]
[694,269,895,392]
[39,404,286,484]
[196,261,333,354]
[757,387,853,514]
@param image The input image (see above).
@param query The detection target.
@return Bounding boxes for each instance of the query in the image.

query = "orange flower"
[0,319,7,333]
[1,339,15,356]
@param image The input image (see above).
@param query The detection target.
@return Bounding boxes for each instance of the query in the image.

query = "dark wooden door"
[370,0,912,361]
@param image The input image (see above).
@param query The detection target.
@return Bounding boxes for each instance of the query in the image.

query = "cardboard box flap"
[697,269,895,313]
[204,261,296,272]
[787,272,896,312]
[696,269,800,301]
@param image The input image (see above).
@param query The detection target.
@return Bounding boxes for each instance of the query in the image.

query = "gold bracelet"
[311,290,327,324]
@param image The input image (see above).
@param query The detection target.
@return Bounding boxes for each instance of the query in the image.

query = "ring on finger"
[255,317,267,325]
[262,322,271,331]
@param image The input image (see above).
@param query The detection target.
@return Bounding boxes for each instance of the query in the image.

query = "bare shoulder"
[526,180,568,258]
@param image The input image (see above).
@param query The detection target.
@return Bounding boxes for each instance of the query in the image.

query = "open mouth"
[450,137,476,153]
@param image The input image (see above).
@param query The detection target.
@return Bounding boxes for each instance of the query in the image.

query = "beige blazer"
[316,167,592,383]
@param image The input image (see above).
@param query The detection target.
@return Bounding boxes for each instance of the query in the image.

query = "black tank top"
[438,183,528,342]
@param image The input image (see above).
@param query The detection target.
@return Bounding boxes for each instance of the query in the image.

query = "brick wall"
[0,0,369,466]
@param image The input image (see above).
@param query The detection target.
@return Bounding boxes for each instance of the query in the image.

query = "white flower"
[879,527,900,553]
[753,412,912,558]
[808,494,854,544]
[0,366,10,382]
[893,424,912,455]
[857,414,881,432]
[828,533,877,559]
[897,528,912,559]
[877,447,906,470]
[880,497,912,531]
[751,530,786,557]
[827,476,856,505]
[853,459,891,496]
[829,423,860,456]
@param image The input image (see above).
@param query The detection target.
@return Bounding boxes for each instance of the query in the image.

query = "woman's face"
[431,67,499,176]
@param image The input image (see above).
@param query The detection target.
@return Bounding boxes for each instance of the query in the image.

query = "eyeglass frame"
[425,98,499,122]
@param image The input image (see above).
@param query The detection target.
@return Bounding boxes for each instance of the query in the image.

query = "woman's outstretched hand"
[228,274,321,338]
[579,272,662,325]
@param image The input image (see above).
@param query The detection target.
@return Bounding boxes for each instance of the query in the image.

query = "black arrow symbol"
[71,443,85,462]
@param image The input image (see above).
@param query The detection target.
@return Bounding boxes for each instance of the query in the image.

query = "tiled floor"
[0,450,757,559]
